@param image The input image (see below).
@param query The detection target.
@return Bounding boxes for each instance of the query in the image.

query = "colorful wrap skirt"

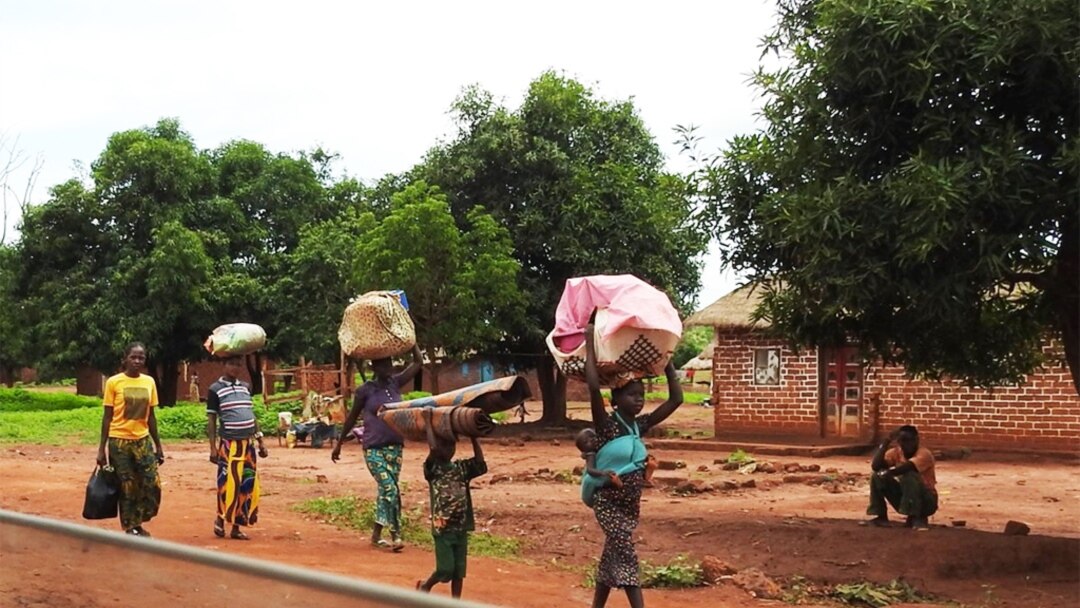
[217,438,260,526]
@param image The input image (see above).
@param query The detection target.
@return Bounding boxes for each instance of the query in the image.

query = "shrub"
[0,388,100,412]
[640,555,704,588]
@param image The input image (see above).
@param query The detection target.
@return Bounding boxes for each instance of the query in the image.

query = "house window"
[753,348,781,386]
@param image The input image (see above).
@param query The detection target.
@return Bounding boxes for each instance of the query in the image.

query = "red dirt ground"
[1,401,1078,607]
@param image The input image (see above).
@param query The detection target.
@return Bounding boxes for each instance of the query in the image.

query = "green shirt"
[424,456,487,534]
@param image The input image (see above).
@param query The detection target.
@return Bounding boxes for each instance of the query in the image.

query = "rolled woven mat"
[378,406,494,442]
[383,376,531,414]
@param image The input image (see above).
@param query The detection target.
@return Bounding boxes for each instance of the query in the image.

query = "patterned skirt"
[364,444,403,536]
[593,470,644,588]
[108,436,161,531]
[217,438,260,526]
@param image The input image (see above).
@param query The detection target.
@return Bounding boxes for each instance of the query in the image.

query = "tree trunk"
[428,362,441,395]
[1055,212,1080,395]
[0,364,14,387]
[158,360,180,406]
[538,356,568,423]
[246,352,264,395]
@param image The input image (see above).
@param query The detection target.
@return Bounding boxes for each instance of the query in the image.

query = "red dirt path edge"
[1,433,1077,607]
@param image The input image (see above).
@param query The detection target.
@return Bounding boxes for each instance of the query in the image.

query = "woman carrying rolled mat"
[332,344,423,552]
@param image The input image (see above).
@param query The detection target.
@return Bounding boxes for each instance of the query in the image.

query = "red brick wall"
[709,327,1080,452]
[711,328,820,435]
[863,341,1080,452]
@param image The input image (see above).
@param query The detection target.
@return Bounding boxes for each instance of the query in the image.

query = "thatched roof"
[684,284,769,329]
[681,354,713,370]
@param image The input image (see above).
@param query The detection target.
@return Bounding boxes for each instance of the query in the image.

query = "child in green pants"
[417,408,487,598]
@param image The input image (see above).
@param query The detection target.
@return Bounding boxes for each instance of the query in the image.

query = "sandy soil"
[1,402,1078,607]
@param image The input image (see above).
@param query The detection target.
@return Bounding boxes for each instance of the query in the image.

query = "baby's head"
[575,428,599,454]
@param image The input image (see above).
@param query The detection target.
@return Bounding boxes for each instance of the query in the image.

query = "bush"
[0,388,100,412]
[401,391,433,401]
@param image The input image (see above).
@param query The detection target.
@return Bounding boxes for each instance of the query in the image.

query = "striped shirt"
[207,377,257,439]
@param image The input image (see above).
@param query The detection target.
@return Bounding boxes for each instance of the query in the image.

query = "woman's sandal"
[213,519,225,538]
[230,529,250,541]
[391,538,404,553]
[372,539,392,549]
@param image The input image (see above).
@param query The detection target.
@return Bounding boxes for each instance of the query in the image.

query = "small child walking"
[417,408,487,598]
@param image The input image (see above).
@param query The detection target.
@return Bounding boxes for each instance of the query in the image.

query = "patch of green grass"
[832,579,938,607]
[0,395,303,444]
[641,555,705,588]
[553,469,577,484]
[0,388,101,412]
[292,495,521,558]
[401,391,433,401]
[490,411,508,422]
[645,391,709,404]
[469,532,521,558]
[726,448,755,464]
[0,407,102,444]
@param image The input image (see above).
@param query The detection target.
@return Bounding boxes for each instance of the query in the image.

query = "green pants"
[867,471,938,519]
[432,530,468,582]
[109,436,161,531]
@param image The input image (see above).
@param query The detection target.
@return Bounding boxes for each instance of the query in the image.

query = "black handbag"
[82,465,120,520]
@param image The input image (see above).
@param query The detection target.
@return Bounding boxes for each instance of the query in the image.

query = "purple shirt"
[355,378,405,449]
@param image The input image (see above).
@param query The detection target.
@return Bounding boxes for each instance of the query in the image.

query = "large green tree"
[355,181,525,393]
[13,120,341,402]
[0,244,31,385]
[418,73,708,421]
[704,0,1078,391]
[17,119,216,402]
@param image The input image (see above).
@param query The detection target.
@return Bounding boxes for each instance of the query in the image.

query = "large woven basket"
[546,308,679,387]
[338,291,416,360]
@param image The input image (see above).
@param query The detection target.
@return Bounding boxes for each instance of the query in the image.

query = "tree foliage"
[418,72,708,418]
[703,0,1079,392]
[355,181,524,392]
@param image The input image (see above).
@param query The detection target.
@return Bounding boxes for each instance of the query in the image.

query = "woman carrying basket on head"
[332,344,423,552]
[584,318,683,608]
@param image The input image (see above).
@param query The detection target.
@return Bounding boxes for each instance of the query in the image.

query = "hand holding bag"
[82,465,120,520]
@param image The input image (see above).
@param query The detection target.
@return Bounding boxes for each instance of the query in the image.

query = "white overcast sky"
[0,0,778,308]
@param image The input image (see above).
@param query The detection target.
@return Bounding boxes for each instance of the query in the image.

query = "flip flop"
[230,529,250,541]
[372,539,392,549]
[213,519,226,538]
[392,538,404,553]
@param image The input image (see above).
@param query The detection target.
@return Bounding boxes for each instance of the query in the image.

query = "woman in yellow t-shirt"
[96,342,165,537]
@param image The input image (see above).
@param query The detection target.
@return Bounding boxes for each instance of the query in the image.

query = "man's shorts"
[433,530,468,581]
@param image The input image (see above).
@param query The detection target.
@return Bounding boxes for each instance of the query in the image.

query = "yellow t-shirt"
[103,373,159,440]
[884,446,937,494]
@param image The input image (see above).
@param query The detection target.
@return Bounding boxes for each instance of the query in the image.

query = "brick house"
[686,286,1080,453]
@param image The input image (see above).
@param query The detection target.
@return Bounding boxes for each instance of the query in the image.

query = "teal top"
[581,412,648,508]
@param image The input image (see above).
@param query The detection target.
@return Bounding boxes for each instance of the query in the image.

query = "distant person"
[865,425,937,530]
[416,408,487,598]
[189,372,200,402]
[96,342,164,537]
[207,356,268,540]
[584,318,683,608]
[331,344,423,552]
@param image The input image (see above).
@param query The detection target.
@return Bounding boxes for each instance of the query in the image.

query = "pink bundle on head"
[546,274,682,387]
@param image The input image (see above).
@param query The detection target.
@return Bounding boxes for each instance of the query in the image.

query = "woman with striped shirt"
[206,356,268,540]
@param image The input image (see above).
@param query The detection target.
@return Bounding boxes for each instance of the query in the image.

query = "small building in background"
[686,285,1079,453]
